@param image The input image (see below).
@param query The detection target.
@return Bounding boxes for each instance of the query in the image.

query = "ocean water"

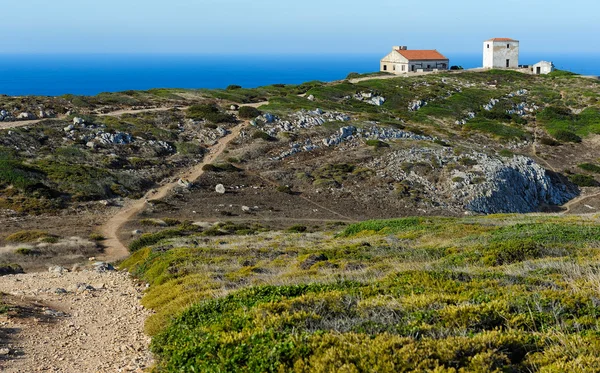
[0,53,598,97]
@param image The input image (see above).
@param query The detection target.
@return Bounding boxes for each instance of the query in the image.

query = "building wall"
[532,62,554,75]
[483,41,519,68]
[407,60,449,72]
[381,52,448,74]
[381,50,407,73]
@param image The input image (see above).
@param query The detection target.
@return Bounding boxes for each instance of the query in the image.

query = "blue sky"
[1,0,597,54]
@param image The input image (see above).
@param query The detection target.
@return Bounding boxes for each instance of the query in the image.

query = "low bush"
[6,230,50,243]
[89,233,105,241]
[276,185,293,194]
[287,224,308,233]
[238,106,262,119]
[552,129,581,143]
[252,131,277,142]
[539,137,560,146]
[128,229,185,253]
[0,263,24,276]
[14,247,37,256]
[569,174,599,187]
[578,163,600,173]
[226,85,242,90]
[365,139,390,148]
[201,163,242,172]
[186,104,236,123]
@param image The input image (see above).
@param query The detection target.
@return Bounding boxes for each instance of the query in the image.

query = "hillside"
[121,214,600,372]
[1,69,600,372]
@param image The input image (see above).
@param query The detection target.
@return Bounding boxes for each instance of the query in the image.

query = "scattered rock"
[49,266,68,275]
[241,205,252,213]
[177,179,192,189]
[93,262,115,273]
[215,184,226,194]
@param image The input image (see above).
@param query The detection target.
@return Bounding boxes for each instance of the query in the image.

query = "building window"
[383,65,387,71]
[507,44,510,48]
[487,44,490,49]
[402,65,405,71]
[393,65,396,71]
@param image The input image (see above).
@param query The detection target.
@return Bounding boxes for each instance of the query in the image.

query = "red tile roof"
[395,49,448,61]
[487,38,518,42]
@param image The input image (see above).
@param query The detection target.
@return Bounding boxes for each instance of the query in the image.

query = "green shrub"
[201,163,242,172]
[226,85,242,90]
[459,157,478,166]
[276,185,293,194]
[186,104,236,123]
[175,142,205,156]
[128,229,185,253]
[578,163,600,173]
[0,263,24,276]
[482,240,542,266]
[6,230,50,243]
[238,106,262,119]
[287,224,308,233]
[89,233,105,241]
[552,129,581,143]
[539,137,560,146]
[499,149,514,158]
[14,248,37,256]
[365,139,390,148]
[569,174,599,187]
[252,131,277,142]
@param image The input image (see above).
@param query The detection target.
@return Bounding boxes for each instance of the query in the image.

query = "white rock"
[215,184,226,194]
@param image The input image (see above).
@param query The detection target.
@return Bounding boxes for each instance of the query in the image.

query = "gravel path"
[0,268,153,372]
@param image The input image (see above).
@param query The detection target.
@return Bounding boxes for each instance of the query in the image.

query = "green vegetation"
[0,263,24,276]
[238,106,262,119]
[568,174,599,187]
[578,163,600,173]
[186,104,236,123]
[252,131,277,142]
[201,163,242,172]
[464,119,528,140]
[89,233,106,241]
[5,230,52,243]
[365,139,390,148]
[538,106,600,139]
[121,215,600,372]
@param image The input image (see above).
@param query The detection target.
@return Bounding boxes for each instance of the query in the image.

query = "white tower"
[483,38,519,69]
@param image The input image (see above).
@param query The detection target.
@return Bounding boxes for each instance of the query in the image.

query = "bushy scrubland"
[122,215,600,372]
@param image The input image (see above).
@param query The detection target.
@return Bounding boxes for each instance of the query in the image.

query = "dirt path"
[0,106,186,130]
[0,269,152,372]
[561,189,600,214]
[98,107,264,262]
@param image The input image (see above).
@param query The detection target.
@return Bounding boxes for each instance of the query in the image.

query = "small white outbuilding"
[531,61,555,75]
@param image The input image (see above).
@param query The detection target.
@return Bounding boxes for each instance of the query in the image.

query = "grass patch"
[464,119,527,140]
[5,230,51,243]
[578,163,600,173]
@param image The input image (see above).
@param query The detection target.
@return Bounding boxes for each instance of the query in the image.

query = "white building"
[531,61,555,75]
[380,46,449,74]
[483,38,519,69]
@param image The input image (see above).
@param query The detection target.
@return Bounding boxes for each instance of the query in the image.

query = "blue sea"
[0,53,598,97]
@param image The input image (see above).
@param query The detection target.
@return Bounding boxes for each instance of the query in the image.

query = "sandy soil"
[0,269,152,373]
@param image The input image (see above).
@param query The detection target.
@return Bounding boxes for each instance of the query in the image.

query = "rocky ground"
[0,265,152,372]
